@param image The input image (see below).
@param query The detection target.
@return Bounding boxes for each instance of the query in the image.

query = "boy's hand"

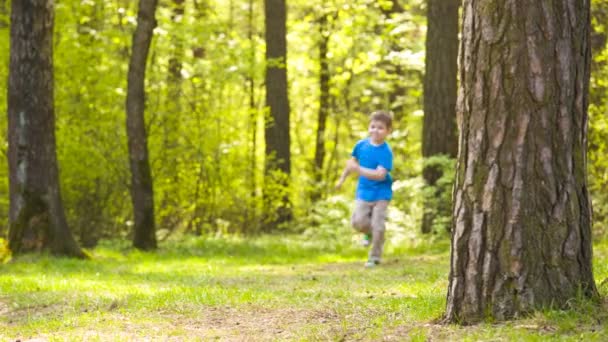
[335,177,345,190]
[335,158,359,190]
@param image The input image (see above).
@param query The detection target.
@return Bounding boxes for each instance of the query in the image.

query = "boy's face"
[368,120,390,144]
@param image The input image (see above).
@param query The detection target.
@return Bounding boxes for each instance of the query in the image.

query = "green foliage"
[296,194,354,248]
[0,237,10,263]
[0,0,430,241]
[421,155,457,234]
[53,1,135,244]
[590,0,608,237]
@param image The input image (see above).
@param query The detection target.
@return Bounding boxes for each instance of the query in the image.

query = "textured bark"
[445,0,597,323]
[421,0,460,233]
[7,0,84,257]
[312,13,331,201]
[263,0,292,228]
[126,0,158,250]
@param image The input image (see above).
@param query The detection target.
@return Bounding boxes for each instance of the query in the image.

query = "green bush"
[0,237,11,263]
[420,154,456,234]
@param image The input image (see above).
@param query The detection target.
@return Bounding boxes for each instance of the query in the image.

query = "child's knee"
[351,215,370,230]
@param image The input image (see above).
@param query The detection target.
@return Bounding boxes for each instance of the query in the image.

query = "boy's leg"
[351,200,373,234]
[368,200,389,263]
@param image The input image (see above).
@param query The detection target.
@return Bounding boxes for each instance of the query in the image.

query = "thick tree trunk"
[445,0,597,323]
[126,0,158,250]
[312,13,330,201]
[421,0,459,234]
[263,0,292,229]
[7,0,84,257]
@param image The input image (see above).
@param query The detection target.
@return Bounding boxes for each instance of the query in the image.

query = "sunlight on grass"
[1,235,608,340]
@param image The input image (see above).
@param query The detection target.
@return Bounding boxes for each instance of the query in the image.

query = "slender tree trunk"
[421,0,459,233]
[7,0,84,257]
[445,0,597,323]
[312,13,330,201]
[263,0,291,229]
[126,0,158,250]
[246,0,259,230]
[166,0,184,158]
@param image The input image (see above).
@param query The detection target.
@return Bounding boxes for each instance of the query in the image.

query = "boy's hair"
[370,110,393,129]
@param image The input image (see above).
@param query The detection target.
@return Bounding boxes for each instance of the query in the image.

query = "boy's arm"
[335,157,357,189]
[355,164,388,181]
[355,149,392,181]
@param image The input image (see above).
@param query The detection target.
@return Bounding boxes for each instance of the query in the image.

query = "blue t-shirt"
[351,138,393,201]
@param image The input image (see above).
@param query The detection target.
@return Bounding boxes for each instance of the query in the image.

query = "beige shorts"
[351,200,389,262]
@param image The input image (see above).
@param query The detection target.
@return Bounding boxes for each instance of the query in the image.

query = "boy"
[336,110,393,268]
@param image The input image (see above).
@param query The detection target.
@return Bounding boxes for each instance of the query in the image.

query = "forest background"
[0,0,446,245]
[0,0,606,245]
[0,0,604,247]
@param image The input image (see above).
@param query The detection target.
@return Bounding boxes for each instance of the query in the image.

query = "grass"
[1,234,608,341]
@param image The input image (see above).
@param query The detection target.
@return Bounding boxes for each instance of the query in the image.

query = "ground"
[1,235,608,341]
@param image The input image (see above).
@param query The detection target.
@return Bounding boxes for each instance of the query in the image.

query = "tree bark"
[246,0,259,229]
[445,0,597,323]
[312,13,331,201]
[421,0,460,233]
[7,0,84,257]
[126,0,158,250]
[263,0,292,229]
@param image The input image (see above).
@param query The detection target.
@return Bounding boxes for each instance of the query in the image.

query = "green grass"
[1,235,608,341]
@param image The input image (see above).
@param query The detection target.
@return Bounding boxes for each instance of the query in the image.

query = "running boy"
[336,110,393,268]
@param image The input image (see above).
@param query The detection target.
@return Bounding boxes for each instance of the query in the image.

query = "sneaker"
[364,259,380,268]
[361,233,371,247]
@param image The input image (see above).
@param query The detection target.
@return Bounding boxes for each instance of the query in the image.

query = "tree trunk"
[312,13,331,201]
[445,0,597,323]
[126,0,158,250]
[421,0,460,234]
[263,0,292,229]
[7,0,84,257]
[247,0,259,230]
